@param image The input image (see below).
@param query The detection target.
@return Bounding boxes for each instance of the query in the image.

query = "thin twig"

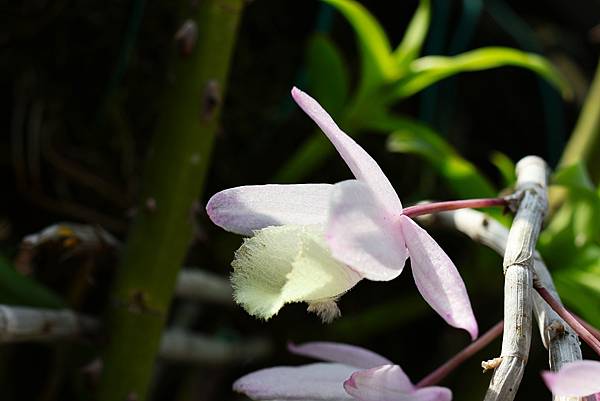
[43,144,131,209]
[160,330,271,364]
[176,269,233,305]
[0,304,269,364]
[482,156,548,401]
[403,197,507,218]
[416,321,504,388]
[419,207,584,401]
[0,305,97,343]
[534,285,600,356]
[574,314,600,341]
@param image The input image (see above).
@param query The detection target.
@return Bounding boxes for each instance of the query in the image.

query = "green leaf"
[388,47,572,101]
[323,0,397,91]
[393,0,431,68]
[540,180,600,261]
[305,34,350,117]
[0,256,65,309]
[490,151,516,188]
[542,166,600,327]
[386,121,497,199]
[552,246,600,328]
[552,162,595,191]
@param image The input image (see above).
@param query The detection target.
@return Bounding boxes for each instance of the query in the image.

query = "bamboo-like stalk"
[558,59,600,183]
[96,1,245,399]
[484,156,548,401]
[422,208,584,401]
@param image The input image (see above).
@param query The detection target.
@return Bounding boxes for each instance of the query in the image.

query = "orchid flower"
[233,341,452,401]
[542,360,600,399]
[207,87,477,338]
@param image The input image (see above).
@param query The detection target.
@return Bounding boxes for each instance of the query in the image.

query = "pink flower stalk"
[207,87,477,339]
[542,360,600,399]
[233,341,451,401]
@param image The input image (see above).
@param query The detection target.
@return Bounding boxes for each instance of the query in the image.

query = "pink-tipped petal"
[233,362,355,401]
[344,365,451,401]
[288,342,392,369]
[326,180,408,281]
[291,87,401,213]
[410,387,454,401]
[206,184,333,236]
[399,216,478,340]
[542,360,600,397]
[344,365,414,397]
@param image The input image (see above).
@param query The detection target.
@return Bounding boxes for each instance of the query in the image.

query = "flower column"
[96,1,245,400]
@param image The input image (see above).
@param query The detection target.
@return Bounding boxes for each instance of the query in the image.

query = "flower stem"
[403,198,508,218]
[573,313,600,342]
[416,321,504,387]
[534,284,600,357]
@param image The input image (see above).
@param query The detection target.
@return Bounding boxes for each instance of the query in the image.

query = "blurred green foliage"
[280,0,600,333]
[539,164,600,327]
[275,0,569,183]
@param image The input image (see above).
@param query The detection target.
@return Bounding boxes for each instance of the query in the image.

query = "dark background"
[1,0,599,400]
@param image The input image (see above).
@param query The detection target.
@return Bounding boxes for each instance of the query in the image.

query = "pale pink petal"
[399,216,478,340]
[409,387,454,401]
[326,180,408,281]
[288,342,392,369]
[344,365,451,401]
[291,87,401,213]
[206,184,333,236]
[542,360,600,397]
[233,362,355,401]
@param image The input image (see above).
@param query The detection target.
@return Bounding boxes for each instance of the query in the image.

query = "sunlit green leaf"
[540,181,600,262]
[393,0,431,68]
[543,166,600,327]
[0,256,65,309]
[490,151,516,189]
[323,0,398,91]
[552,246,600,328]
[388,47,572,101]
[552,162,595,190]
[305,34,350,117]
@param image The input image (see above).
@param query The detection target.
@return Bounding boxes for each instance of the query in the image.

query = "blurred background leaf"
[393,0,431,68]
[305,34,350,117]
[323,0,397,92]
[389,47,571,100]
[539,163,600,327]
[0,256,65,309]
